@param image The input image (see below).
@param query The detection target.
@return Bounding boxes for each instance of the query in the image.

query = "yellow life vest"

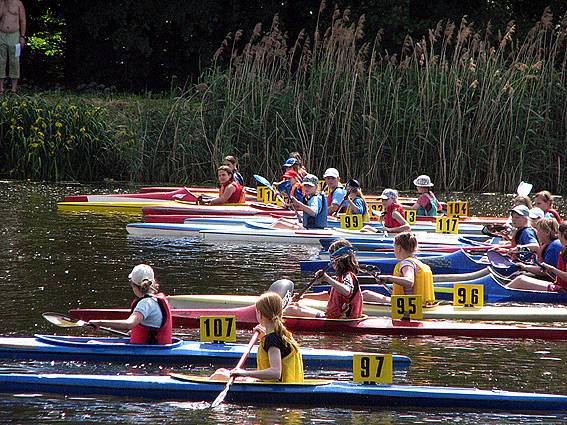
[392,257,436,305]
[256,333,304,383]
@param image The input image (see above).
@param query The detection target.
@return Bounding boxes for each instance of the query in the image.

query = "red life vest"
[384,203,405,228]
[219,181,245,203]
[545,208,562,222]
[281,169,302,183]
[129,293,173,345]
[556,249,567,290]
[325,272,363,319]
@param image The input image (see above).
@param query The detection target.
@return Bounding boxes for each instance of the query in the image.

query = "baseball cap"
[413,175,434,187]
[303,174,319,187]
[346,179,360,189]
[283,158,297,167]
[379,188,398,200]
[528,207,545,220]
[323,168,340,178]
[509,205,530,217]
[129,264,155,286]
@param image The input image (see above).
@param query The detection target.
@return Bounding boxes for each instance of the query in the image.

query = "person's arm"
[19,1,26,46]
[385,210,411,232]
[89,311,144,330]
[318,271,353,297]
[232,346,283,380]
[517,263,546,277]
[381,264,415,290]
[208,184,235,205]
[542,263,567,281]
[291,195,318,217]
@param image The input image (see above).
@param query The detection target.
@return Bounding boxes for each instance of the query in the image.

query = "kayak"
[63,187,199,203]
[142,202,296,218]
[57,201,172,213]
[69,305,567,339]
[0,335,409,369]
[319,238,501,252]
[1,373,565,411]
[301,249,504,275]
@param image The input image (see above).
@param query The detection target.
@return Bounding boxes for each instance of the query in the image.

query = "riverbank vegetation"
[1,6,566,192]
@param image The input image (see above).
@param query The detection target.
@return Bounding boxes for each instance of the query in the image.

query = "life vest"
[384,203,406,228]
[392,258,436,305]
[129,293,173,345]
[256,333,304,383]
[325,272,363,319]
[327,186,347,211]
[303,192,328,229]
[277,172,303,202]
[219,181,245,203]
[416,192,440,217]
[545,208,562,222]
[556,249,567,290]
[345,196,370,222]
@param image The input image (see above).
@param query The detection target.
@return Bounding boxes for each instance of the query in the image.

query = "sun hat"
[413,175,434,187]
[528,207,545,220]
[509,205,530,218]
[303,174,319,187]
[129,264,155,286]
[345,179,361,189]
[283,158,297,167]
[379,188,398,200]
[323,168,340,179]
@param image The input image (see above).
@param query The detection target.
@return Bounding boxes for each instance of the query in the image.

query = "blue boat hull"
[1,373,566,412]
[0,335,411,369]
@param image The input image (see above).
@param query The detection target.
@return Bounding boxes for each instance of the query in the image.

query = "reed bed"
[1,5,566,193]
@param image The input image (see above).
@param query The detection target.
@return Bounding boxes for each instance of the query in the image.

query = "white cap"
[509,205,530,217]
[323,168,340,178]
[379,188,398,200]
[413,175,434,187]
[128,264,155,286]
[529,207,545,220]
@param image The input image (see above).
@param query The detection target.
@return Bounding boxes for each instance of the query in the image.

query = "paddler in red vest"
[284,239,364,319]
[205,165,245,205]
[89,264,173,344]
[363,232,436,305]
[533,190,562,223]
[363,188,411,234]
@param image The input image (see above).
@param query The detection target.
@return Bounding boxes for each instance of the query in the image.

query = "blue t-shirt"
[134,297,163,329]
[329,186,347,207]
[350,197,366,215]
[515,227,538,246]
[303,193,328,229]
[543,239,563,267]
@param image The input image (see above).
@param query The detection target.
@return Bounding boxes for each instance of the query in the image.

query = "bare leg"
[506,275,550,291]
[362,290,391,303]
[10,78,17,92]
[284,303,324,318]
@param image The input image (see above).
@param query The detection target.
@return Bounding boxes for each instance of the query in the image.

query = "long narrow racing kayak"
[1,373,565,411]
[0,335,409,368]
[63,187,198,203]
[142,202,296,217]
[69,305,567,339]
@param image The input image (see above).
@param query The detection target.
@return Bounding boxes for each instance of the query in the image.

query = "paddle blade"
[253,174,272,189]
[42,312,85,328]
[268,279,295,308]
[210,378,233,408]
[516,181,533,197]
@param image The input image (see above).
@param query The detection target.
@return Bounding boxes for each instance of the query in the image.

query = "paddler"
[363,232,436,305]
[276,158,304,202]
[290,173,328,229]
[322,167,347,215]
[89,264,173,344]
[284,239,364,319]
[342,179,370,221]
[362,188,410,233]
[222,155,245,186]
[202,165,245,205]
[210,292,304,382]
[533,190,562,222]
[408,174,442,217]
[506,205,539,253]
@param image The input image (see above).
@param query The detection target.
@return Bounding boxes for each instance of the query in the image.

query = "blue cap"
[283,158,297,167]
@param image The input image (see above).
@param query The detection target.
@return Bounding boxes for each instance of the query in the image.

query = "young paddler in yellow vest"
[363,232,436,305]
[210,292,304,383]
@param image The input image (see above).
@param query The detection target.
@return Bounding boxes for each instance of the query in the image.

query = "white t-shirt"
[133,297,163,328]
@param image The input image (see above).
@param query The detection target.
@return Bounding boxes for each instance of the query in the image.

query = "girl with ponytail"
[210,292,304,383]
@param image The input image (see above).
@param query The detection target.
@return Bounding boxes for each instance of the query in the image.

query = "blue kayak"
[0,335,411,369]
[319,236,495,251]
[1,373,566,412]
[301,250,514,275]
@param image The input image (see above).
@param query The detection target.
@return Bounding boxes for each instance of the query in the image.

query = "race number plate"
[446,201,469,217]
[453,284,484,307]
[391,295,423,320]
[436,216,459,234]
[353,354,393,384]
[340,214,363,230]
[199,316,237,342]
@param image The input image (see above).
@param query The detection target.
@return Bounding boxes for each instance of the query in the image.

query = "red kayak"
[63,187,199,203]
[69,305,567,340]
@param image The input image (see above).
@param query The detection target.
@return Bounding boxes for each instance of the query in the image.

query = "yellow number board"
[367,202,384,220]
[436,216,459,234]
[453,284,484,307]
[404,210,416,224]
[256,186,266,202]
[391,295,423,320]
[353,354,393,384]
[447,201,469,217]
[340,214,363,230]
[199,316,236,342]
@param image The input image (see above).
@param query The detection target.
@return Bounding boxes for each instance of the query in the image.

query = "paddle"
[42,312,130,337]
[210,279,295,408]
[360,265,391,295]
[253,174,288,207]
[516,181,533,197]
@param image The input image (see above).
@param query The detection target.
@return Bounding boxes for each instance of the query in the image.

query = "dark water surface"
[1,181,566,424]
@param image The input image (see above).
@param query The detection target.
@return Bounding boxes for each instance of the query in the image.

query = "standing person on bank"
[0,0,25,93]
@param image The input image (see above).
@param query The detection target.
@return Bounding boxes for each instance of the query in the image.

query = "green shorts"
[0,31,20,79]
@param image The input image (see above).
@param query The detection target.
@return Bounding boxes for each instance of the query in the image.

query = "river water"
[0,181,566,424]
